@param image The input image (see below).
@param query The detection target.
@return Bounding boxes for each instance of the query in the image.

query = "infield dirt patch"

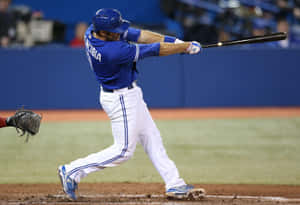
[0,183,300,205]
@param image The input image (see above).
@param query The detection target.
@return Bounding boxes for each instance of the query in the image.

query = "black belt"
[102,83,134,93]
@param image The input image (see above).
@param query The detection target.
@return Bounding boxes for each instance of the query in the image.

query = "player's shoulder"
[103,41,136,62]
[104,41,134,54]
[107,40,132,48]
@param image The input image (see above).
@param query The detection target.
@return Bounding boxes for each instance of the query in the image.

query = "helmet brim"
[106,20,130,34]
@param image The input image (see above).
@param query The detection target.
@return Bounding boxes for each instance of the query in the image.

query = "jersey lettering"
[85,39,102,63]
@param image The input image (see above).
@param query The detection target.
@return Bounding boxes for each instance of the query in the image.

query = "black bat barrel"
[202,32,287,48]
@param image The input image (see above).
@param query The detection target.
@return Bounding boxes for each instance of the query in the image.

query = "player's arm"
[137,41,201,60]
[159,41,202,56]
[138,30,183,44]
[159,42,190,56]
[122,27,183,44]
[112,40,201,64]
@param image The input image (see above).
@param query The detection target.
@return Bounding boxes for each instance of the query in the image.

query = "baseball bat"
[202,32,287,48]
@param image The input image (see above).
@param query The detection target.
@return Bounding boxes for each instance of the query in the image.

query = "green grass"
[0,118,300,185]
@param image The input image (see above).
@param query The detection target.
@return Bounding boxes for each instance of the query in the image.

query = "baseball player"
[58,8,205,200]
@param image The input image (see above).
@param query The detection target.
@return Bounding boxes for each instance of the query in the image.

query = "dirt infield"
[0,183,300,205]
[1,108,300,204]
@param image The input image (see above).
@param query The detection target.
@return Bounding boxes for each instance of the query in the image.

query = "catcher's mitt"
[9,109,42,142]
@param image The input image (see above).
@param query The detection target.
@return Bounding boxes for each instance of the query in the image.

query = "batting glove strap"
[174,38,184,44]
[187,41,202,54]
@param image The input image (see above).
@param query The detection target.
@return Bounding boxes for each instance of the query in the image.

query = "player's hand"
[186,41,202,54]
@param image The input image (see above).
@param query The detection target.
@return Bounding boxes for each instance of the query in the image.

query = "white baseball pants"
[64,85,186,190]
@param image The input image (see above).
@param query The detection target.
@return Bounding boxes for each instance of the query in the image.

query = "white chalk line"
[52,194,300,202]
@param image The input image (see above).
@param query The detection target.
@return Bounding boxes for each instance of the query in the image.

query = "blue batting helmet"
[92,8,130,33]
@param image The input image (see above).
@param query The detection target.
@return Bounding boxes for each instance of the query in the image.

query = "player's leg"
[136,87,185,189]
[58,89,140,199]
[137,87,205,199]
[65,91,139,180]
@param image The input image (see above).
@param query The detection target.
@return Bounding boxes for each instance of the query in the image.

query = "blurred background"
[1,0,300,48]
[0,0,300,109]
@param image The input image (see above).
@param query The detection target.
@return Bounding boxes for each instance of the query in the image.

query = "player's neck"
[93,32,106,41]
[93,31,120,41]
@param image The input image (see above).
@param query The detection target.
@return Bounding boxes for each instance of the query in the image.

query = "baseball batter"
[58,8,205,200]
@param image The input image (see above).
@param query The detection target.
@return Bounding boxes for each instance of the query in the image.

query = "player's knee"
[126,148,135,158]
[114,144,135,161]
[124,148,137,163]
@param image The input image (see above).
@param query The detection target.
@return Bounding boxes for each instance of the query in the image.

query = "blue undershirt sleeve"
[122,27,141,42]
[110,42,160,64]
[137,43,160,60]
